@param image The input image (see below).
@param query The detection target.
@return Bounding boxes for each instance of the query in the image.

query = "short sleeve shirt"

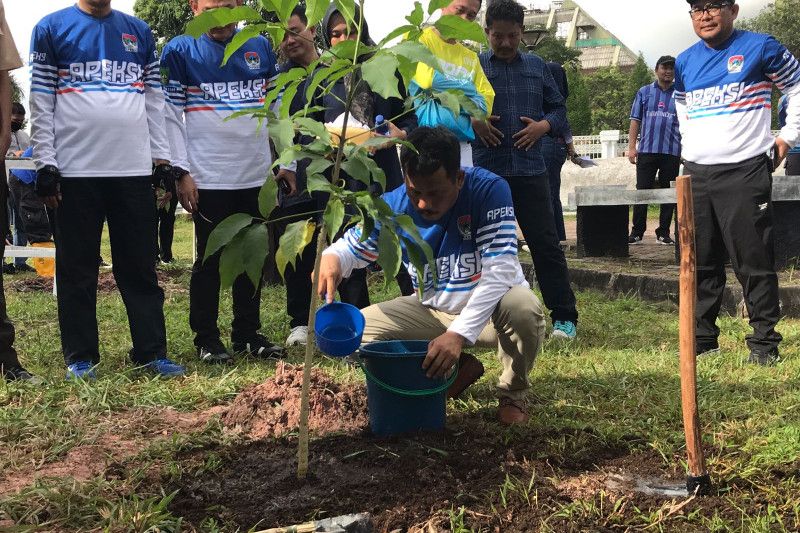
[0,0,22,71]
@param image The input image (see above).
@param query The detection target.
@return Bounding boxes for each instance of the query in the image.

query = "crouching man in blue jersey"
[318,127,545,425]
[675,0,800,365]
[30,0,185,379]
[161,0,285,364]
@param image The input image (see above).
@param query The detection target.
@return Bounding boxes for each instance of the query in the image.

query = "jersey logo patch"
[727,55,744,74]
[458,215,472,240]
[122,33,138,53]
[245,51,261,70]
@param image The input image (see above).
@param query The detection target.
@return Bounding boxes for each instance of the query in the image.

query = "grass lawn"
[1,216,799,531]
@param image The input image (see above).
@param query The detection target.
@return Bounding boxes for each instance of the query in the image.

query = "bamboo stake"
[676,175,711,495]
[297,225,328,480]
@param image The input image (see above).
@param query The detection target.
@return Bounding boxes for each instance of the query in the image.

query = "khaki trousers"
[361,285,545,400]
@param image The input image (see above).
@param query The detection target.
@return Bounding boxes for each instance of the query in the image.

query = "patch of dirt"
[9,269,186,294]
[0,406,224,497]
[222,362,369,440]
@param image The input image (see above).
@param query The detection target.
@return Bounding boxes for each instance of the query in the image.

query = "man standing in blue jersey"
[318,127,545,425]
[675,0,800,365]
[29,0,185,379]
[163,0,285,363]
[470,0,579,340]
[627,55,682,246]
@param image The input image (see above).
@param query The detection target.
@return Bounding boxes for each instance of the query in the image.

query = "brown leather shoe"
[446,353,485,399]
[498,397,529,425]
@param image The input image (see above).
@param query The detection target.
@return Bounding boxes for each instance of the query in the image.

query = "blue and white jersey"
[630,82,681,157]
[29,6,170,177]
[324,166,528,344]
[675,30,800,165]
[161,32,278,190]
[779,96,800,155]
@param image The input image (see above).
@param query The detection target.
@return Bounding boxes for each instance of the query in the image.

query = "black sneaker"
[628,234,643,244]
[2,263,16,275]
[2,364,44,385]
[656,234,675,245]
[197,339,233,364]
[748,348,780,366]
[697,342,720,356]
[233,334,286,359]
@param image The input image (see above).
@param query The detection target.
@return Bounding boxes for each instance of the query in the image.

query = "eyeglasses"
[688,2,732,20]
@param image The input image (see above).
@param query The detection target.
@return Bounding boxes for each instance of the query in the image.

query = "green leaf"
[240,223,269,288]
[294,117,332,144]
[378,25,418,48]
[427,0,452,15]
[305,0,327,28]
[258,177,279,218]
[264,67,306,114]
[448,88,488,120]
[278,78,302,118]
[434,15,488,46]
[406,2,424,26]
[377,225,402,288]
[323,197,345,238]
[401,235,425,298]
[333,0,357,26]
[387,40,441,70]
[204,213,254,262]
[223,25,279,65]
[275,220,316,279]
[185,6,262,38]
[306,173,333,194]
[436,90,461,119]
[341,157,371,187]
[396,214,437,285]
[268,118,295,154]
[259,0,298,21]
[306,158,332,176]
[361,154,387,193]
[361,53,402,100]
[219,228,247,288]
[360,213,375,243]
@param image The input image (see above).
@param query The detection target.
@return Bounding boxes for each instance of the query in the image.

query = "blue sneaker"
[66,361,97,380]
[144,358,186,378]
[552,320,577,340]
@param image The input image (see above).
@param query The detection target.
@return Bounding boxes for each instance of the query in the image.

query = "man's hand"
[423,331,465,379]
[176,171,199,213]
[35,165,61,209]
[316,254,343,304]
[512,117,550,151]
[472,116,503,147]
[774,138,791,169]
[628,145,638,165]
[276,168,298,196]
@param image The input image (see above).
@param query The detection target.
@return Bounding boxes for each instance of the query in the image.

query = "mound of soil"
[222,362,369,440]
[9,270,184,293]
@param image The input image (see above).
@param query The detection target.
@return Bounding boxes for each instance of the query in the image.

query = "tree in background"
[565,67,591,135]
[739,0,799,127]
[133,0,192,46]
[586,66,628,132]
[626,53,653,107]
[532,35,581,67]
[10,73,22,103]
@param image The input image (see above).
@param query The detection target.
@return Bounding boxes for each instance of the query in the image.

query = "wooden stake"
[676,175,711,495]
[297,224,328,480]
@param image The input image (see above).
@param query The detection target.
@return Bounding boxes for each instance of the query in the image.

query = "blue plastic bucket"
[358,340,458,437]
[315,302,365,357]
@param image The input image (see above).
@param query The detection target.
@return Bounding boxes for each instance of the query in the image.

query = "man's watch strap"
[173,166,189,180]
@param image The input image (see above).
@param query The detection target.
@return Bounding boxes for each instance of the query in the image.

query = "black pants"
[0,162,20,370]
[157,194,178,262]
[540,136,568,241]
[685,155,781,353]
[56,177,167,365]
[786,153,800,176]
[632,153,681,238]
[506,174,578,324]
[191,187,263,346]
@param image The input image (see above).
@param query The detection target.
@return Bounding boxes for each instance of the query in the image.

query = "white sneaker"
[286,325,308,346]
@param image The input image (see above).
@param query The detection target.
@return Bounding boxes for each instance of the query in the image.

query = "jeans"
[540,136,568,241]
[684,155,781,353]
[55,177,167,365]
[506,174,578,324]
[190,187,264,346]
[632,153,681,238]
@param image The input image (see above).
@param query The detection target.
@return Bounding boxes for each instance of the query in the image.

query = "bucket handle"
[360,361,458,397]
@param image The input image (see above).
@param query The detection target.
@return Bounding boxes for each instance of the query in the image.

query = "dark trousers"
[786,153,800,176]
[506,174,578,324]
[55,177,167,365]
[157,194,178,262]
[540,136,568,241]
[685,155,781,353]
[632,153,681,238]
[0,162,20,370]
[190,187,263,346]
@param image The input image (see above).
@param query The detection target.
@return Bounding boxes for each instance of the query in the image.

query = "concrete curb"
[520,262,800,318]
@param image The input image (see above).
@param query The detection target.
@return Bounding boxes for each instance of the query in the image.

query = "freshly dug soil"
[222,362,369,440]
[9,270,183,293]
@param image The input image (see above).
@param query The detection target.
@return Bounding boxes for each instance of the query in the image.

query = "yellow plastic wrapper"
[31,241,55,278]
